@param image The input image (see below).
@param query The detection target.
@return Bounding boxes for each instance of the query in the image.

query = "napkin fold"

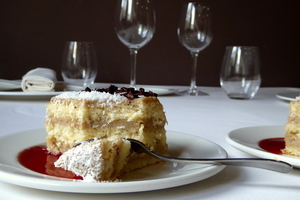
[21,68,57,92]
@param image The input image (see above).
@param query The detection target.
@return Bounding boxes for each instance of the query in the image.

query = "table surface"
[1,86,300,200]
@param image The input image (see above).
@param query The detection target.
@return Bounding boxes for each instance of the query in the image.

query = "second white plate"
[276,91,300,101]
[226,125,300,168]
[93,83,179,96]
[0,83,178,100]
[0,129,227,193]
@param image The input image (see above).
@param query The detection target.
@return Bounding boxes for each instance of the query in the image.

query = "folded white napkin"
[21,68,57,92]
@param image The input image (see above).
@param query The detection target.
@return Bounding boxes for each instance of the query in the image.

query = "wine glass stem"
[190,52,199,93]
[129,48,138,88]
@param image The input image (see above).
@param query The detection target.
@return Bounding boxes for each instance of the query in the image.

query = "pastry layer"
[283,100,300,156]
[45,93,167,154]
[54,137,131,182]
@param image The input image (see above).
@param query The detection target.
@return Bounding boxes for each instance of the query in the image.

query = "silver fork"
[73,138,293,173]
[126,138,293,173]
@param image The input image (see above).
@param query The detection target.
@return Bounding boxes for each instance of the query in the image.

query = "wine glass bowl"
[178,3,212,95]
[220,46,261,99]
[61,41,98,90]
[115,0,155,87]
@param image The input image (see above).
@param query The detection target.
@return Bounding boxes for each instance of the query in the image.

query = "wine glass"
[178,2,212,96]
[61,41,98,90]
[114,0,155,88]
[220,46,261,99]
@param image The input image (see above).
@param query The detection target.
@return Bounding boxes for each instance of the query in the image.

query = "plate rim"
[276,91,299,101]
[0,128,227,193]
[0,83,179,99]
[226,125,300,168]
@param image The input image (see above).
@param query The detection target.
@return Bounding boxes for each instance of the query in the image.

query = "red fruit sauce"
[258,137,285,155]
[18,145,82,180]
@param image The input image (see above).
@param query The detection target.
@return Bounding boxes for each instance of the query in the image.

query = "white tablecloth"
[1,86,300,200]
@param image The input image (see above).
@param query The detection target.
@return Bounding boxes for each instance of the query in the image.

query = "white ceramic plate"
[143,87,178,96]
[0,129,227,193]
[276,91,300,101]
[0,82,69,100]
[93,83,179,96]
[0,83,178,100]
[0,91,63,100]
[226,125,300,168]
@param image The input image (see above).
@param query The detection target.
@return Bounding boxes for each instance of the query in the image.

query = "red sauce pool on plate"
[258,137,285,155]
[18,145,82,180]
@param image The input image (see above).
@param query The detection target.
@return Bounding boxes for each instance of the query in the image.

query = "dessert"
[45,85,168,181]
[55,137,131,182]
[283,97,300,156]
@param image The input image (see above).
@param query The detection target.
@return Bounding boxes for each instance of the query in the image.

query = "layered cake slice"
[45,85,168,181]
[283,97,300,156]
[54,137,131,182]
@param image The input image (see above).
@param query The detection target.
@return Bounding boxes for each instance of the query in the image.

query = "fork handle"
[155,155,292,173]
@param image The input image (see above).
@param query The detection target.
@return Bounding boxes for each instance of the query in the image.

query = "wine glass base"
[187,89,209,96]
[177,89,209,96]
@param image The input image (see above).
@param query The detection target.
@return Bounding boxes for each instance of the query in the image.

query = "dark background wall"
[1,0,299,87]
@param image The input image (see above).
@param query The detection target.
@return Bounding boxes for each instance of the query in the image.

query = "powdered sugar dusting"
[54,139,106,182]
[54,91,128,103]
[54,137,130,182]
